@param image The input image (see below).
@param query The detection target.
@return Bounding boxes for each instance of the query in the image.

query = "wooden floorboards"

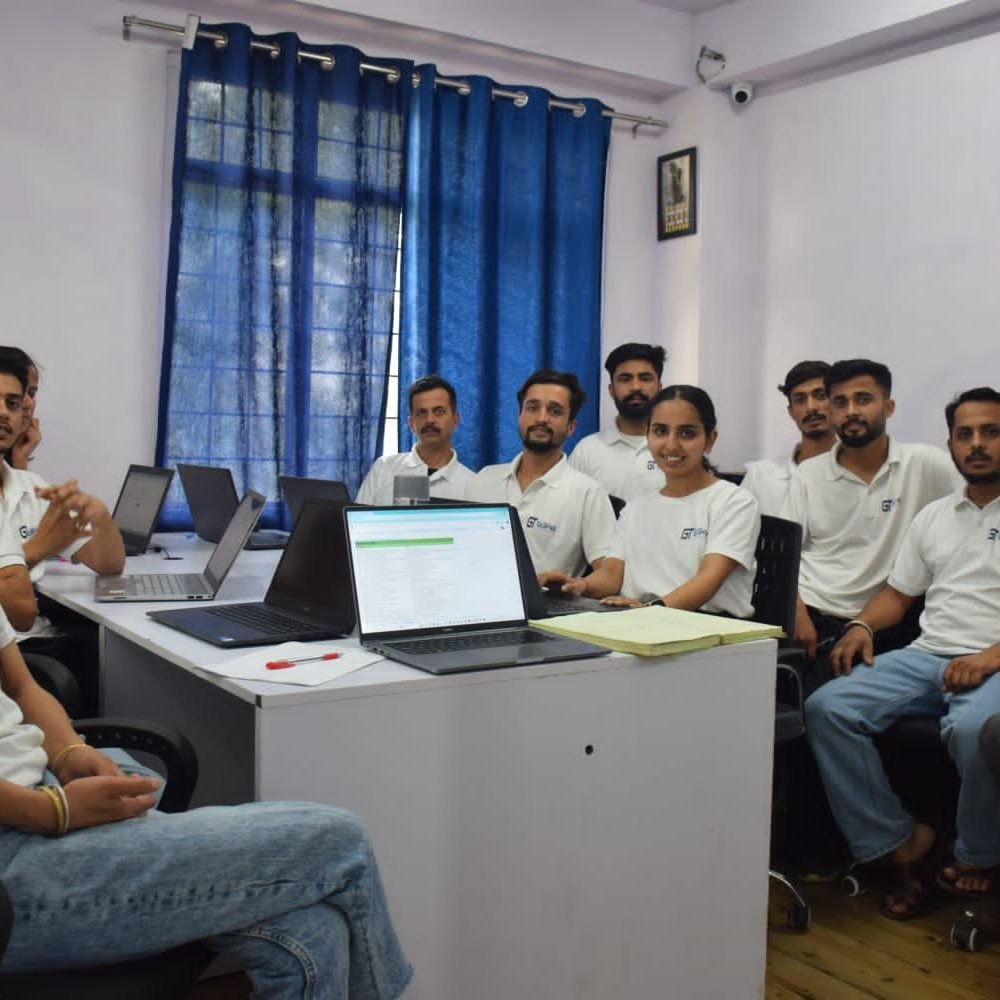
[767,880,1000,999]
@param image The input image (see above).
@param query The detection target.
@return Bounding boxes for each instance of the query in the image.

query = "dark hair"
[0,347,32,392]
[945,387,1000,432]
[826,359,892,396]
[778,360,830,399]
[604,343,667,380]
[517,369,587,421]
[647,384,718,472]
[408,375,457,412]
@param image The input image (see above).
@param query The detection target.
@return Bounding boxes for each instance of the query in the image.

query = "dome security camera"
[729,82,754,106]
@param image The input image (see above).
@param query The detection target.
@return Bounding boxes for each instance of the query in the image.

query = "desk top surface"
[37,533,774,710]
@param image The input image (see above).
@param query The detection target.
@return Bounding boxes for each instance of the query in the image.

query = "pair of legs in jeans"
[806,646,1000,872]
[0,800,411,999]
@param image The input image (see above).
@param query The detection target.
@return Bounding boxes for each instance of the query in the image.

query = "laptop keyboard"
[204,603,322,636]
[390,629,556,655]
[125,573,205,597]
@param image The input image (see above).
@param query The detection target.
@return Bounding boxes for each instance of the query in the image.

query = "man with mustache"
[355,375,476,505]
[568,343,667,501]
[472,370,616,577]
[782,359,958,668]
[742,360,836,516]
[806,387,1000,920]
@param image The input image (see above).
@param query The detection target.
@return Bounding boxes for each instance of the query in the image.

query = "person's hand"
[538,571,589,597]
[29,480,93,559]
[942,652,1000,692]
[794,604,818,661]
[600,595,643,608]
[830,626,874,676]
[9,418,41,469]
[62,774,161,830]
[52,745,124,785]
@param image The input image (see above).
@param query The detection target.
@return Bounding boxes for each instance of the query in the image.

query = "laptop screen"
[203,491,265,589]
[346,504,525,636]
[113,466,173,538]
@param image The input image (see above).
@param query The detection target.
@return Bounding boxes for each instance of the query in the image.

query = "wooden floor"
[767,880,1000,999]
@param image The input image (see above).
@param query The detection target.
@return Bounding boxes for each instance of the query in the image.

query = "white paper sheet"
[193,642,383,687]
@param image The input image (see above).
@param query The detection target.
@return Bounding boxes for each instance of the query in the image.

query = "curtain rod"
[122,14,668,131]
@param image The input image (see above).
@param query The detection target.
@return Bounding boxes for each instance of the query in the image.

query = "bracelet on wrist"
[40,785,70,836]
[842,619,874,641]
[50,741,88,771]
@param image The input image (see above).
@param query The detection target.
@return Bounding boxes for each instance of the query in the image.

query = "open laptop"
[279,475,350,524]
[111,465,174,556]
[146,497,356,646]
[177,463,288,550]
[344,503,609,674]
[95,491,265,602]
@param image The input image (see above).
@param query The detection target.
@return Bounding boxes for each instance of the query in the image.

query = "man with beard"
[806,387,1000,920]
[782,359,958,666]
[568,343,666,501]
[472,369,616,577]
[742,360,836,515]
[355,375,476,505]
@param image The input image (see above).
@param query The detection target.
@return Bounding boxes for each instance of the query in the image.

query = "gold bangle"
[39,786,67,836]
[50,741,88,770]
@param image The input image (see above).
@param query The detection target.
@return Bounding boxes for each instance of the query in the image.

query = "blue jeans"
[0,801,411,999]
[805,645,1000,866]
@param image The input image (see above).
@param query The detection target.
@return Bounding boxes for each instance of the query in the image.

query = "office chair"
[751,514,811,930]
[0,656,215,998]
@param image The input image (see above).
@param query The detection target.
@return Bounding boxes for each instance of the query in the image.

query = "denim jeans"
[0,801,411,999]
[805,645,1000,866]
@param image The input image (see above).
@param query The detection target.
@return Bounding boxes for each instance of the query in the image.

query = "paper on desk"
[194,643,383,687]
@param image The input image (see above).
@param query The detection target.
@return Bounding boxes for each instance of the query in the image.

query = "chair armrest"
[75,718,199,814]
[22,653,83,719]
[776,661,804,713]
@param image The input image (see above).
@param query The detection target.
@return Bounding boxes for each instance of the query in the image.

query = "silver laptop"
[111,464,174,556]
[95,491,265,602]
[344,503,609,674]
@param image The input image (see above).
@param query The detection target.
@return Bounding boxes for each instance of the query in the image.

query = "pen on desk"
[265,652,343,670]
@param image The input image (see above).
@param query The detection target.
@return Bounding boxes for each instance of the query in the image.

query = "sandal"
[937,861,996,897]
[881,860,933,921]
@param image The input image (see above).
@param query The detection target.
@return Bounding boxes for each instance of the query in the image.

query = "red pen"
[265,652,342,670]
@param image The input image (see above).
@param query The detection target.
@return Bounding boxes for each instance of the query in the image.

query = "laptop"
[177,463,288,550]
[111,465,174,556]
[279,475,350,524]
[344,503,609,674]
[146,497,356,646]
[95,491,265,602]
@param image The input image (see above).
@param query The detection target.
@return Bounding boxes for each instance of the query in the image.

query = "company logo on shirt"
[646,460,657,471]
[880,497,901,513]
[18,526,34,540]
[680,527,709,540]
[989,528,1000,542]
[525,516,557,534]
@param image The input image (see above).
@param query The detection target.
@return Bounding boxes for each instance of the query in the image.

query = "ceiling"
[638,0,739,12]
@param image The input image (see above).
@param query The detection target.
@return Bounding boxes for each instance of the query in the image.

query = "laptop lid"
[202,490,267,592]
[112,465,174,555]
[279,476,350,524]
[177,463,239,543]
[345,503,527,643]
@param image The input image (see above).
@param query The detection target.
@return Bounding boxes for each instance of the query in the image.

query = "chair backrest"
[751,515,802,641]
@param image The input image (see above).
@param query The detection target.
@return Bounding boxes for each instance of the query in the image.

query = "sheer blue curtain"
[400,72,612,469]
[157,22,412,527]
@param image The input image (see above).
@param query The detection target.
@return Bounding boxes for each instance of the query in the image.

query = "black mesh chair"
[0,656,215,998]
[751,514,811,930]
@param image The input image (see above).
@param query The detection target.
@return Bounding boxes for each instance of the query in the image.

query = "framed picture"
[657,147,697,241]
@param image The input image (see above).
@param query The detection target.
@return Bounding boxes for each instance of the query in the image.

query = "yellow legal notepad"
[529,605,783,657]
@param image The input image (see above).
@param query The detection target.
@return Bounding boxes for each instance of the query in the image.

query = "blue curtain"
[157,22,412,527]
[400,71,611,469]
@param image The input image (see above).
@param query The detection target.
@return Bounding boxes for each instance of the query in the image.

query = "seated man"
[806,387,1000,920]
[741,360,835,516]
[0,608,411,995]
[471,369,616,577]
[356,374,476,504]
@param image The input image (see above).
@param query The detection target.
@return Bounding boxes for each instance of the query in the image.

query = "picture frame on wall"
[657,147,697,241]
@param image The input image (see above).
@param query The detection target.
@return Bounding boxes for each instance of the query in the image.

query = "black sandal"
[881,861,933,921]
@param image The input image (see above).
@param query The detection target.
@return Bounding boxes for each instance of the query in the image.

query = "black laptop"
[177,463,288,550]
[111,465,174,556]
[279,475,350,524]
[343,503,609,674]
[147,497,356,647]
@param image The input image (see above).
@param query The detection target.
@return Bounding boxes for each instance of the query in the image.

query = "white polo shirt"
[0,609,47,787]
[470,454,616,576]
[781,440,959,619]
[355,446,477,506]
[889,491,1000,656]
[741,452,796,517]
[568,427,665,502]
[608,480,759,617]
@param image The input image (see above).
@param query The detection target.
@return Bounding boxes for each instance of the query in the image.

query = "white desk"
[39,538,776,1000]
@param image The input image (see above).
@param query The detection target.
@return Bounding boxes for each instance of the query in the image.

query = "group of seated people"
[363,346,1000,924]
